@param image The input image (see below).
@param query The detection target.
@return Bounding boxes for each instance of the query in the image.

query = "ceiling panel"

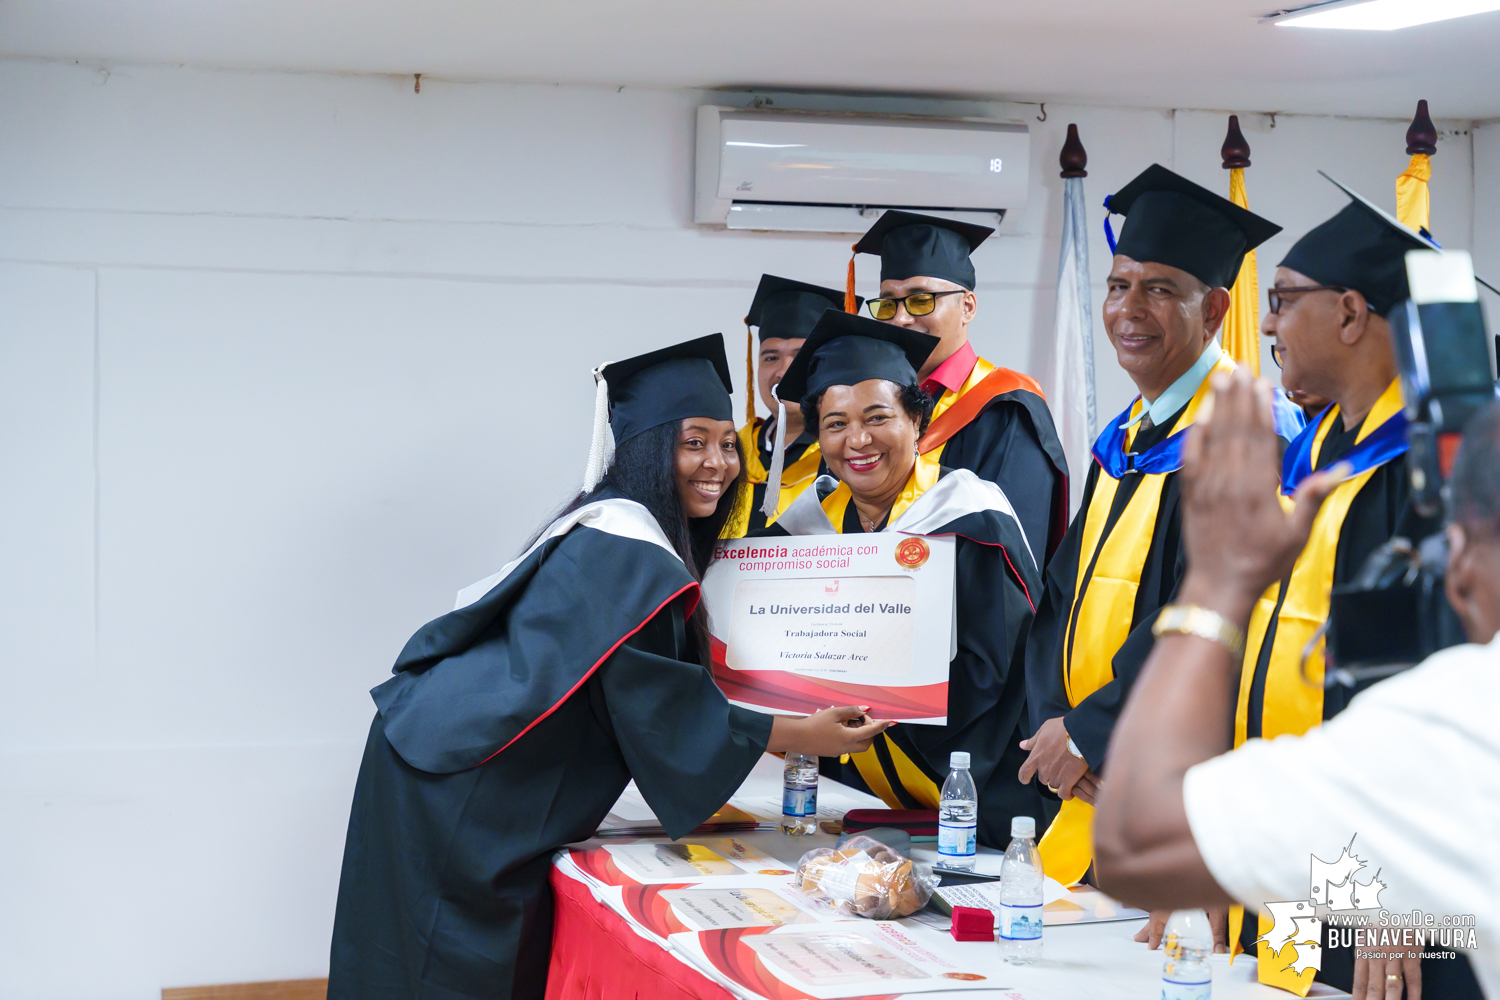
[1,0,1497,117]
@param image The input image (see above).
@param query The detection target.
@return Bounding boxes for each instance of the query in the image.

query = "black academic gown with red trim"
[932,386,1070,564]
[756,470,1045,849]
[328,493,771,1000]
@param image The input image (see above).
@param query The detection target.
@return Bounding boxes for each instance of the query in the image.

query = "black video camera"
[1324,251,1493,685]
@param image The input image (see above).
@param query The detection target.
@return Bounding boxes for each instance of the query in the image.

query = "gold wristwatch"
[1151,604,1246,657]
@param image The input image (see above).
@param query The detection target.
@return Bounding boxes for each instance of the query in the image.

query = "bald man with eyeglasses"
[849,211,1068,563]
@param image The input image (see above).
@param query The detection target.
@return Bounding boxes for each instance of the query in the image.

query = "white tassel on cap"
[761,387,789,521]
[582,366,615,492]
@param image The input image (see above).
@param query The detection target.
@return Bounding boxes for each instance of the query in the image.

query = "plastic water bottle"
[1161,909,1213,1000]
[781,753,818,835]
[937,751,978,870]
[998,815,1043,964]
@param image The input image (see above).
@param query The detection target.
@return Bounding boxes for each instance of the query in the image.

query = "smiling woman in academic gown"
[744,310,1045,849]
[327,334,891,1000]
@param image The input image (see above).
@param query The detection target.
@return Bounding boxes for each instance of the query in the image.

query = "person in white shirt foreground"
[1094,368,1500,1000]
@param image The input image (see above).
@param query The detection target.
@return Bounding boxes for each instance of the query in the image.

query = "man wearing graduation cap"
[728,274,858,536]
[1243,175,1444,747]
[1234,176,1484,998]
[850,211,1070,561]
[1021,164,1298,891]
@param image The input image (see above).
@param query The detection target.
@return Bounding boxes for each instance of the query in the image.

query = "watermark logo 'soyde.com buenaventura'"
[1259,835,1477,975]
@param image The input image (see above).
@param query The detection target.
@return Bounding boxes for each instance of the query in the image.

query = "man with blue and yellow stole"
[1022,165,1296,889]
[1234,179,1480,999]
[1242,179,1442,756]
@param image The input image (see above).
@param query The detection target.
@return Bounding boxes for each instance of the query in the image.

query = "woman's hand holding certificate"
[768,705,895,757]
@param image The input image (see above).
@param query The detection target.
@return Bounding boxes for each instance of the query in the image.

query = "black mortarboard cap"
[852,210,995,290]
[599,333,734,445]
[1107,163,1282,290]
[747,274,858,343]
[776,310,939,407]
[1280,172,1440,315]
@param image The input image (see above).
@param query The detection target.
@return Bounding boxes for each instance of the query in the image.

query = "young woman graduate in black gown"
[747,312,1045,850]
[328,334,891,1000]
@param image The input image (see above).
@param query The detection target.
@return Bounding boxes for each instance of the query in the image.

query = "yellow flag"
[1221,167,1261,377]
[1396,152,1431,233]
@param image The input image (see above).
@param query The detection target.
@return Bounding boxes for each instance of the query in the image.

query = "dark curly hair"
[529,422,749,664]
[799,380,934,438]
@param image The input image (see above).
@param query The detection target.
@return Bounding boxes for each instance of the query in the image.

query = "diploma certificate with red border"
[702,534,955,723]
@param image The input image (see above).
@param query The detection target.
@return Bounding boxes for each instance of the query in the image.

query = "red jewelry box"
[950,905,995,942]
[841,808,938,837]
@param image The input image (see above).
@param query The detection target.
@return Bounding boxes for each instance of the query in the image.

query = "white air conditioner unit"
[694,106,1030,234]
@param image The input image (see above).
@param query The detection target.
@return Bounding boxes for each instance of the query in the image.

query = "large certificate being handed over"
[701,534,955,723]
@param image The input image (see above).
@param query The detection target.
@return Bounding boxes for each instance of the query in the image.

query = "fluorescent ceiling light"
[1268,0,1500,29]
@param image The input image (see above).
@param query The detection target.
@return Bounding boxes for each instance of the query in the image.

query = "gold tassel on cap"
[845,243,858,314]
[744,319,757,426]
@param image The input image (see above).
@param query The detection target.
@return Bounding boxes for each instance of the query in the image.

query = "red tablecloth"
[545,862,736,1000]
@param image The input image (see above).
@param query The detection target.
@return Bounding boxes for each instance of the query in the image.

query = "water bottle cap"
[1010,815,1036,838]
[1164,909,1214,949]
[949,751,970,769]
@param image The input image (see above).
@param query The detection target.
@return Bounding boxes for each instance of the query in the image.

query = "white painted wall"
[0,58,1485,998]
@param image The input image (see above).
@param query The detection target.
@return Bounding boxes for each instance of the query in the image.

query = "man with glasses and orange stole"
[727,274,857,536]
[1238,178,1481,998]
[849,211,1069,562]
[1021,165,1295,903]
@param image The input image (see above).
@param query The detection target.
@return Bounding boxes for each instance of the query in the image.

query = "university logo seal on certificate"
[894,537,930,569]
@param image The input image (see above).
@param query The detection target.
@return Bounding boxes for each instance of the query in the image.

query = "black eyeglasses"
[866,290,965,320]
[1268,285,1347,315]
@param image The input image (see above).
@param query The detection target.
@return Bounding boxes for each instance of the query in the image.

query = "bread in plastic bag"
[794,835,939,919]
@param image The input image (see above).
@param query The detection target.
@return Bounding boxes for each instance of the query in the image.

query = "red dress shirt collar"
[920,340,978,399]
